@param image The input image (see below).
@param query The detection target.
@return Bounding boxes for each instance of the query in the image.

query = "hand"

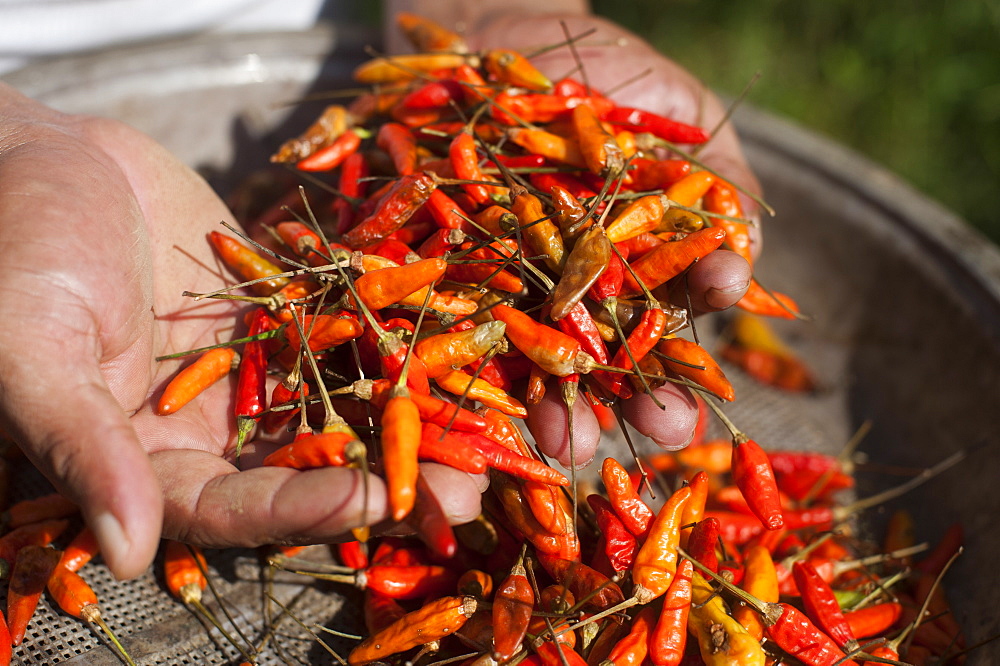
[0,83,482,579]
[458,11,762,467]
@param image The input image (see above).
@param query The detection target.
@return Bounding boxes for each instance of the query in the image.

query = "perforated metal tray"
[4,25,998,664]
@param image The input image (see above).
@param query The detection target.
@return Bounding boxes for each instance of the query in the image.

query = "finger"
[418,463,483,524]
[669,249,751,314]
[620,383,699,451]
[154,449,388,546]
[238,440,485,520]
[0,360,163,580]
[155,452,485,547]
[526,384,600,470]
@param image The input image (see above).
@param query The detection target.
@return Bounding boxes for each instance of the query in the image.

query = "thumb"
[0,352,163,580]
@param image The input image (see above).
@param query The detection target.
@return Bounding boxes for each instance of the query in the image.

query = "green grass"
[591,0,1000,242]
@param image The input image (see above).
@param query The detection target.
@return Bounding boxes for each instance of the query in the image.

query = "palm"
[0,92,483,577]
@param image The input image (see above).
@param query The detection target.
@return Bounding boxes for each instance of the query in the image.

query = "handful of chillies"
[49,10,964,666]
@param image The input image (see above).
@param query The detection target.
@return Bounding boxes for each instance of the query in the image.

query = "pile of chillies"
[0,10,949,666]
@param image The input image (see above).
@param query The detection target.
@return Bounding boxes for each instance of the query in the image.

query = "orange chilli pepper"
[57,526,99,573]
[208,230,290,295]
[632,485,692,604]
[509,185,565,273]
[736,279,801,319]
[678,470,709,550]
[449,130,507,206]
[263,431,364,470]
[572,103,624,176]
[604,195,667,244]
[414,321,507,378]
[606,605,656,666]
[351,257,448,311]
[163,540,208,605]
[663,170,715,207]
[619,227,727,297]
[376,122,418,176]
[348,596,477,665]
[156,347,238,416]
[492,474,574,559]
[395,12,468,53]
[0,519,69,576]
[843,602,902,640]
[435,369,528,418]
[6,544,62,646]
[2,492,78,530]
[656,336,735,401]
[381,384,422,521]
[732,545,779,641]
[649,558,693,666]
[352,53,467,85]
[46,564,134,664]
[703,179,753,265]
[506,127,586,168]
[284,313,364,353]
[491,304,591,377]
[482,49,551,91]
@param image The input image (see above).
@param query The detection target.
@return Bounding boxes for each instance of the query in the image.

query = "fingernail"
[90,511,130,575]
[705,277,751,310]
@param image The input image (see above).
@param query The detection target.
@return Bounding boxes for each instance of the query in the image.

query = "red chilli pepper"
[793,561,858,651]
[492,558,534,661]
[685,518,721,574]
[765,602,856,666]
[341,173,437,249]
[587,495,638,573]
[601,457,653,538]
[731,435,785,531]
[603,107,710,145]
[234,307,271,458]
[607,306,668,396]
[296,128,362,172]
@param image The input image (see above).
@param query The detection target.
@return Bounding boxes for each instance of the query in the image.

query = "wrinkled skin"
[0,7,759,579]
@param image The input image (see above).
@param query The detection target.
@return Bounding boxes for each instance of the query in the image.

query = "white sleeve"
[0,0,328,74]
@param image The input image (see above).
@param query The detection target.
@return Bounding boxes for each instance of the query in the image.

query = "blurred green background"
[590,0,1000,242]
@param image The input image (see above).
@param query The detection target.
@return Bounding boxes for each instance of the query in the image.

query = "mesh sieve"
[2,25,997,665]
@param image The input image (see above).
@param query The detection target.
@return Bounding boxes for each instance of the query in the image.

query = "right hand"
[0,83,483,579]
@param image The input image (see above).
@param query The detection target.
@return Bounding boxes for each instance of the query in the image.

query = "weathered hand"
[0,83,481,579]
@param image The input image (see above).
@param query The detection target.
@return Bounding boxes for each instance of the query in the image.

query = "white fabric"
[0,0,328,74]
